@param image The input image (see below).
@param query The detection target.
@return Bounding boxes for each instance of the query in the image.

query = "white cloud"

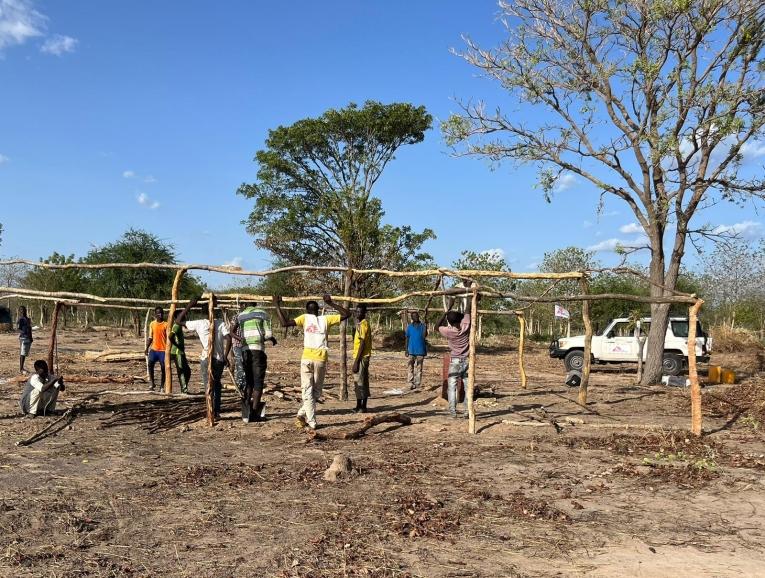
[587,235,649,253]
[40,33,76,55]
[0,0,44,52]
[554,173,576,192]
[712,220,763,239]
[224,257,243,268]
[600,210,620,218]
[480,248,505,260]
[740,140,765,160]
[0,153,9,164]
[619,222,643,234]
[136,192,160,209]
[123,169,157,183]
[526,262,539,270]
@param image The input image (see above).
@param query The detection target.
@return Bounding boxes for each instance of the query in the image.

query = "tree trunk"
[642,229,684,385]
[642,247,669,385]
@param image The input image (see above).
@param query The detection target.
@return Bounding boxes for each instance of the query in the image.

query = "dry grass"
[710,325,765,353]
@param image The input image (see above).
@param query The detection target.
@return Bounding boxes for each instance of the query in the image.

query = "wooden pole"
[143,307,152,382]
[340,268,353,401]
[47,301,63,373]
[688,299,704,436]
[578,277,593,406]
[164,268,186,394]
[466,286,479,435]
[206,293,216,427]
[518,313,527,389]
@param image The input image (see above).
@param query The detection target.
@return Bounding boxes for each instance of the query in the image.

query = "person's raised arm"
[176,296,200,326]
[272,296,297,328]
[435,297,455,329]
[324,293,350,321]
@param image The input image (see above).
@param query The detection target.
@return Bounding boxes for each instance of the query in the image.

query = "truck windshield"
[670,320,703,338]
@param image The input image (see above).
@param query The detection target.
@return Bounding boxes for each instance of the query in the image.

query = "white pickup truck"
[549,317,711,376]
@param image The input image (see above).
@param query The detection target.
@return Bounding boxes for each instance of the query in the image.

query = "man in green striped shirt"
[227,301,277,423]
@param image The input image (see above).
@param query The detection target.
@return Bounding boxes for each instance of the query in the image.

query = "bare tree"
[700,238,763,328]
[444,0,765,383]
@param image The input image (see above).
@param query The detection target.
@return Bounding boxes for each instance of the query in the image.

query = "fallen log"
[308,412,411,441]
[84,351,146,362]
[9,374,146,385]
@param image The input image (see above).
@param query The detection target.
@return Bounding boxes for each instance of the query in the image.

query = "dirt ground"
[1,326,764,578]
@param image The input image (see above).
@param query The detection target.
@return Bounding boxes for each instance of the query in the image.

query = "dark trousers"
[242,350,267,393]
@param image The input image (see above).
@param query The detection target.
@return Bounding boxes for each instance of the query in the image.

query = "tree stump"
[323,453,353,482]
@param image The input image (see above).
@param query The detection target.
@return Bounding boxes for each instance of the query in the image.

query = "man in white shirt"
[185,297,230,419]
[19,360,65,417]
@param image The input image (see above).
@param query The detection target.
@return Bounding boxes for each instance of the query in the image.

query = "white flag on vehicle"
[554,305,570,319]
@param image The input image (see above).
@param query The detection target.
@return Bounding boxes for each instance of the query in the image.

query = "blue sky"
[0,0,762,287]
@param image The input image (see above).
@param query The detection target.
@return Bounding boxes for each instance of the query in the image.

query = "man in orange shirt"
[144,306,168,391]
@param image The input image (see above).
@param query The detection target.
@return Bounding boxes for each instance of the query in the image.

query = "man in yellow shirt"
[273,294,350,429]
[352,303,373,413]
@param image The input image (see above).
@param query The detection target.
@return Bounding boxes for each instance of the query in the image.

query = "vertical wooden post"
[517,313,527,389]
[466,286,479,435]
[47,301,63,372]
[578,278,593,406]
[688,299,704,436]
[340,268,353,401]
[206,293,216,427]
[164,268,186,394]
[478,315,483,342]
[143,307,152,382]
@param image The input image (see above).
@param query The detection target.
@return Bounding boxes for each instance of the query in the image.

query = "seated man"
[19,360,65,417]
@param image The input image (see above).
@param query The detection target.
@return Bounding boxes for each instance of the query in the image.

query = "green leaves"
[238,101,434,295]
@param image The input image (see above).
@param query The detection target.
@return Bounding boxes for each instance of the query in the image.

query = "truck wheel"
[662,353,683,376]
[564,350,584,372]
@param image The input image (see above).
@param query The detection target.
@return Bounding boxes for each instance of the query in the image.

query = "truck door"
[600,321,636,361]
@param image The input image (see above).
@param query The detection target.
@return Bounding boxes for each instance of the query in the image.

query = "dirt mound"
[703,373,765,426]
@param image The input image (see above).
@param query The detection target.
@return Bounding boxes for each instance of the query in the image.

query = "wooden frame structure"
[0,260,704,435]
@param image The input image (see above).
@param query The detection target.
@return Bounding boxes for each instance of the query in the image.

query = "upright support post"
[688,299,704,436]
[164,268,186,394]
[578,277,593,406]
[143,307,152,382]
[340,268,353,401]
[47,301,63,373]
[466,286,479,434]
[206,293,216,427]
[517,313,527,389]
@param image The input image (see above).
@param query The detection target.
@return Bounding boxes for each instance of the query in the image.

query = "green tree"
[24,253,85,294]
[83,229,204,334]
[444,0,765,384]
[22,253,86,327]
[237,101,435,297]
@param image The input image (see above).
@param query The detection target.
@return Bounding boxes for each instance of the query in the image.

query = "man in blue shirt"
[405,311,428,390]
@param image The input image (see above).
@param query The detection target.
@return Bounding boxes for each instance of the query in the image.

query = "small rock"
[324,453,353,482]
